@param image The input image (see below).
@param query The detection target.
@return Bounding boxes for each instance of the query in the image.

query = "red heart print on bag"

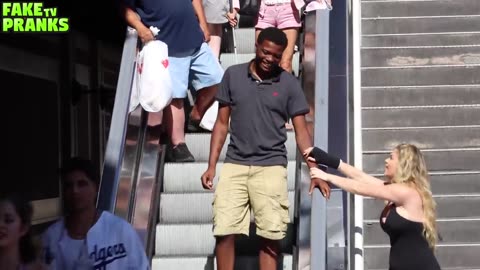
[162,59,169,68]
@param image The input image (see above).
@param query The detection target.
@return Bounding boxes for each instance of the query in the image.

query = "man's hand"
[309,177,331,199]
[137,26,155,44]
[201,167,215,190]
[199,23,211,42]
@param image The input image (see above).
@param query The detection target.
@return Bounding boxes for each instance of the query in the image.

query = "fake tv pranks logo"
[2,2,69,32]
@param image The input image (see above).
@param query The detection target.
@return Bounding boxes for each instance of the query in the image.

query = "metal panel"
[296,9,331,270]
[97,27,137,212]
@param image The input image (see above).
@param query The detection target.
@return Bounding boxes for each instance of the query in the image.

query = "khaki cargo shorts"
[212,163,290,240]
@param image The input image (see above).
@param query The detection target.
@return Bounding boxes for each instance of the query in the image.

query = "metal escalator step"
[159,191,295,224]
[152,254,293,270]
[183,132,297,162]
[163,161,297,193]
[220,53,300,75]
[232,28,256,54]
[220,53,255,70]
[155,223,294,256]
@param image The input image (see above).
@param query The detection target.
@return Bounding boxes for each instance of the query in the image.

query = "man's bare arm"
[291,114,331,198]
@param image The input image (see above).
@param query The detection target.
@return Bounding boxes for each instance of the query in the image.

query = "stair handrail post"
[347,0,364,267]
[97,27,138,213]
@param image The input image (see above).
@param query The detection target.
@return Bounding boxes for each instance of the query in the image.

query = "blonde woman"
[306,144,441,270]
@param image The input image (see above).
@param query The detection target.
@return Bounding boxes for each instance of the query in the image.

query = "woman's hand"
[310,167,329,181]
[226,11,238,27]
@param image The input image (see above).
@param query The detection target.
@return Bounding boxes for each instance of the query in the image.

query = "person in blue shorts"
[122,0,224,162]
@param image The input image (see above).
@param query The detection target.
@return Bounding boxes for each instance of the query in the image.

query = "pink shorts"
[255,2,302,30]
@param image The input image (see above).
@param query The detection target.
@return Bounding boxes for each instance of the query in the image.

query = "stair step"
[181,132,297,163]
[364,219,480,245]
[220,52,300,75]
[362,105,480,128]
[155,223,294,256]
[231,28,256,54]
[362,65,480,87]
[361,46,480,67]
[430,173,480,195]
[163,161,297,192]
[362,16,480,35]
[364,195,480,220]
[364,244,480,270]
[364,173,480,195]
[220,53,255,70]
[158,191,295,224]
[362,126,480,150]
[362,0,480,18]
[361,85,480,107]
[152,254,293,270]
[362,32,480,47]
[363,149,480,173]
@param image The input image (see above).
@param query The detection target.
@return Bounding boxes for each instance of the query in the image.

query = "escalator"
[97,7,351,270]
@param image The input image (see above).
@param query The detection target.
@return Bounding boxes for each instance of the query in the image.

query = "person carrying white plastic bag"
[129,26,173,113]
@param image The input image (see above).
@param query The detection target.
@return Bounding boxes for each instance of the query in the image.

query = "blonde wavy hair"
[391,143,437,250]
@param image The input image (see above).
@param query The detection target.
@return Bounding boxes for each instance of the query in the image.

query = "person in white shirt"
[41,157,149,270]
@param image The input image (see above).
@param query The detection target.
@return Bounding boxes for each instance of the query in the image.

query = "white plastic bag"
[199,101,218,131]
[129,59,140,113]
[135,39,172,112]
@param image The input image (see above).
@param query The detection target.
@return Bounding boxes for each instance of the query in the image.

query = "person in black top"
[307,144,441,270]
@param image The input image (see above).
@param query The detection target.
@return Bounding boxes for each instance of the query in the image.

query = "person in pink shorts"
[255,0,304,73]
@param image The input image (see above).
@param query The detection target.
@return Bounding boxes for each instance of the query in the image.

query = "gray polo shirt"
[216,62,309,166]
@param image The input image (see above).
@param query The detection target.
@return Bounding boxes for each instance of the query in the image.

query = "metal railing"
[295,8,331,270]
[97,27,165,259]
[97,27,138,213]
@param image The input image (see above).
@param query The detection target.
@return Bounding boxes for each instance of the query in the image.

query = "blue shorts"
[169,43,224,98]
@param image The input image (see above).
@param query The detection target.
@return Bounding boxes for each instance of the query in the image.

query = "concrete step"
[361,85,480,107]
[361,46,480,67]
[155,223,294,256]
[158,191,295,224]
[364,244,480,270]
[363,149,480,173]
[362,0,480,18]
[364,219,480,245]
[362,16,480,35]
[429,173,480,195]
[362,126,480,150]
[362,32,480,47]
[181,132,297,163]
[163,161,298,193]
[358,172,480,195]
[362,106,480,128]
[364,195,480,220]
[152,254,292,270]
[362,65,480,87]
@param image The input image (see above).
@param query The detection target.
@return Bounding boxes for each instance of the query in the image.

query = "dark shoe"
[187,118,209,133]
[165,143,195,162]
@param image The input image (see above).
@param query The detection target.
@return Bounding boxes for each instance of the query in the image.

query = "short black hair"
[257,27,288,48]
[60,157,100,187]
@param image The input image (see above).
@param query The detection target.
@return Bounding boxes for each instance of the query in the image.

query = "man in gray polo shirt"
[201,27,331,270]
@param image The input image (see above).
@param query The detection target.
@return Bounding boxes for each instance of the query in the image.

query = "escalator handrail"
[97,27,138,213]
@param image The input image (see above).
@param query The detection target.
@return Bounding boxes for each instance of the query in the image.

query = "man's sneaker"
[187,118,209,133]
[165,143,195,162]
